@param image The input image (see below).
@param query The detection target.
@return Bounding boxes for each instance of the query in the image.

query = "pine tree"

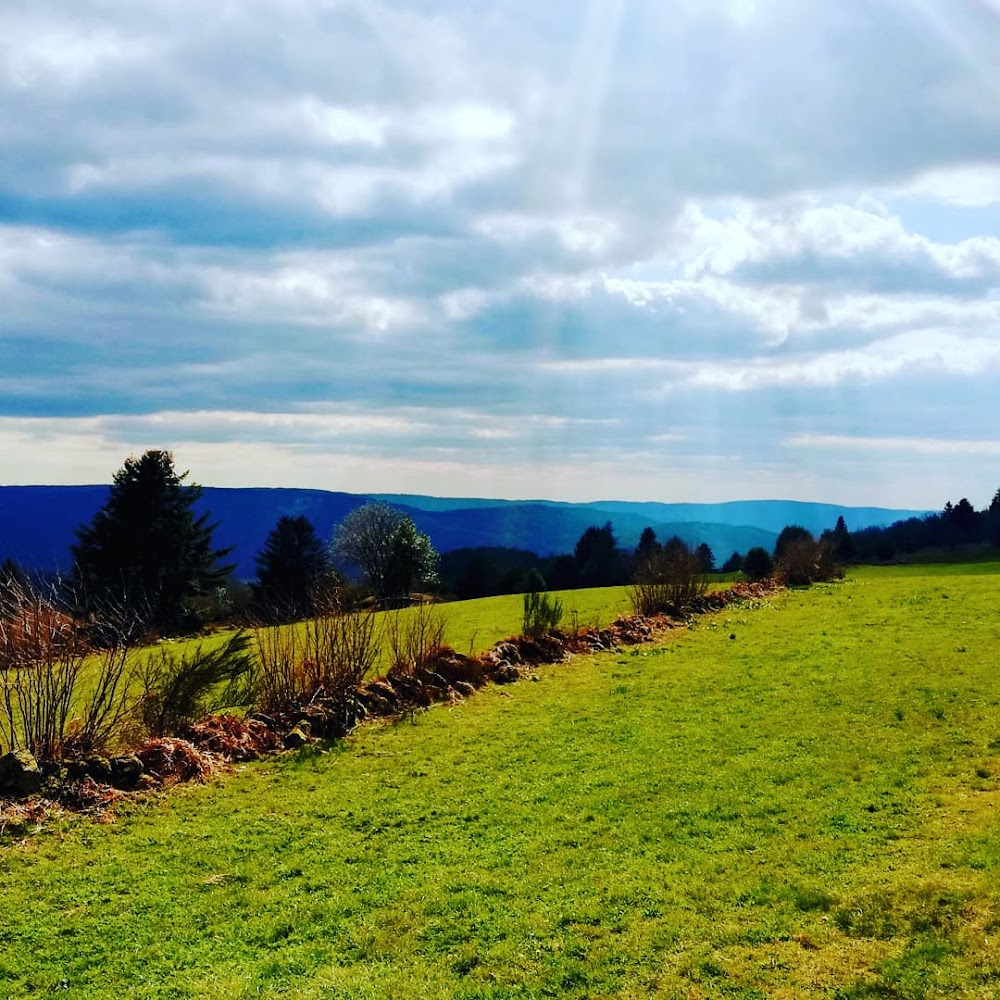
[695,542,715,574]
[71,451,231,637]
[574,522,623,587]
[635,527,660,562]
[252,515,330,622]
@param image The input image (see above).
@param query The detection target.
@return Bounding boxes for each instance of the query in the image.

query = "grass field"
[390,584,636,658]
[2,563,1000,998]
[150,584,635,667]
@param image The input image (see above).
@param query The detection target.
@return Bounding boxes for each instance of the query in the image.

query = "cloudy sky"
[2,0,999,507]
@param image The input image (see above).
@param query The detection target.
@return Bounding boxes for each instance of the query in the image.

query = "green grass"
[3,564,1000,997]
[172,585,635,669]
[432,584,635,655]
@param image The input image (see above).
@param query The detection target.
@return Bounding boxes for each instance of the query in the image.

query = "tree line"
[4,450,996,643]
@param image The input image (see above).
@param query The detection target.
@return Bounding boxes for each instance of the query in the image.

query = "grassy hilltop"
[2,563,1000,998]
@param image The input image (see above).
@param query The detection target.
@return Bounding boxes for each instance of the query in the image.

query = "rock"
[85,756,113,784]
[356,689,393,717]
[65,760,89,782]
[296,706,333,738]
[283,726,312,750]
[429,650,486,687]
[417,669,451,694]
[0,750,43,797]
[495,663,520,685]
[453,681,477,698]
[367,679,399,708]
[248,712,278,730]
[392,676,432,707]
[493,641,522,665]
[109,755,144,791]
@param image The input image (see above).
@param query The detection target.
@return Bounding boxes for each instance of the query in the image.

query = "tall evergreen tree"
[990,489,1000,548]
[695,542,715,574]
[574,522,623,587]
[71,450,231,636]
[635,527,660,562]
[252,515,330,622]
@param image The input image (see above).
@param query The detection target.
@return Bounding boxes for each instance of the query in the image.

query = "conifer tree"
[71,451,230,637]
[252,515,330,622]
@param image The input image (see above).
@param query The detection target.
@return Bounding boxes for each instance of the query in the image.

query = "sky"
[2,0,999,508]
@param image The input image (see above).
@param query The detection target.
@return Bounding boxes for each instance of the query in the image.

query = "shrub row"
[1,576,785,817]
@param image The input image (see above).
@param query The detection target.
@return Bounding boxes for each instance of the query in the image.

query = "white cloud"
[2,0,1000,505]
[897,165,1000,208]
[787,434,1000,456]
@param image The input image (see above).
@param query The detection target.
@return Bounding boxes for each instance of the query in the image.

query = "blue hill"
[0,485,927,580]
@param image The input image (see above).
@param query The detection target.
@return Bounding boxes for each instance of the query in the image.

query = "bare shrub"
[522,589,564,638]
[251,603,381,722]
[138,632,255,737]
[0,600,87,761]
[0,580,141,761]
[628,537,707,617]
[777,537,841,586]
[302,608,380,711]
[67,642,139,759]
[386,602,447,676]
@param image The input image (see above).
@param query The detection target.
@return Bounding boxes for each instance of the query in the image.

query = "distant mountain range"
[0,485,929,580]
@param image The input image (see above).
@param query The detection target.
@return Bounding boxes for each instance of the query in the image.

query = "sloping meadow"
[2,563,999,998]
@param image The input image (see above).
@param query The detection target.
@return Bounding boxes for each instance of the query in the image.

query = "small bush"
[776,536,841,586]
[302,608,380,711]
[386,602,447,676]
[1,580,139,761]
[250,603,381,725]
[742,547,774,582]
[628,537,707,616]
[138,632,255,737]
[522,589,563,637]
[250,622,304,717]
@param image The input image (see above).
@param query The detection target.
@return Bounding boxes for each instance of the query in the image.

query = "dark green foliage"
[850,490,1000,562]
[331,502,438,607]
[721,551,743,573]
[774,525,813,562]
[574,522,625,587]
[695,542,715,574]
[252,515,331,622]
[774,527,840,586]
[383,517,439,604]
[990,490,1000,547]
[138,632,255,737]
[547,553,581,590]
[635,527,660,562]
[438,547,547,600]
[822,515,854,562]
[742,547,774,581]
[71,451,231,638]
[522,589,564,637]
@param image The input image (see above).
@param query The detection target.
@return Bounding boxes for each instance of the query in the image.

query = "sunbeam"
[557,0,627,205]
